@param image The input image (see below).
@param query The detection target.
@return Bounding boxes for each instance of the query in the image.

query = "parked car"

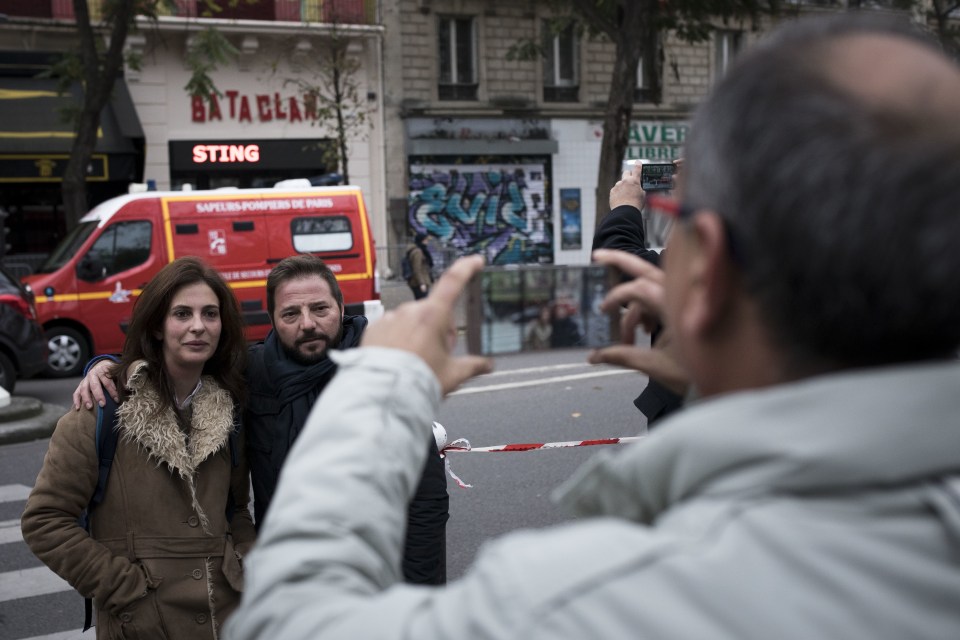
[0,265,47,392]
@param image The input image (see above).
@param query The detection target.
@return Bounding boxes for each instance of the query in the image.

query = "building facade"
[381,0,752,268]
[1,0,946,272]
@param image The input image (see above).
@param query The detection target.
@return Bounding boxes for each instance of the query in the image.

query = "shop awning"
[0,76,144,183]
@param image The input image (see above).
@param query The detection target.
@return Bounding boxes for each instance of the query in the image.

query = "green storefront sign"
[625,121,688,161]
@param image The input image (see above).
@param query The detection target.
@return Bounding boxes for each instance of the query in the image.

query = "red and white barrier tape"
[432,422,644,489]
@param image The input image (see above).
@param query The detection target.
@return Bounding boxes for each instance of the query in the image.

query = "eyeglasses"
[644,195,690,249]
[645,195,746,265]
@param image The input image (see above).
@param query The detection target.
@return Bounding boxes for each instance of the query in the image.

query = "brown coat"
[21,365,256,640]
[405,243,433,289]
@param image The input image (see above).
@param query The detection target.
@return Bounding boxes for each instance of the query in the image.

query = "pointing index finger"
[429,255,485,307]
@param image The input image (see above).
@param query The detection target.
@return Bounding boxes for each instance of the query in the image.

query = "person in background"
[75,254,450,585]
[225,13,960,639]
[406,232,434,299]
[23,256,255,640]
[549,300,583,348]
[524,304,553,350]
[593,161,686,428]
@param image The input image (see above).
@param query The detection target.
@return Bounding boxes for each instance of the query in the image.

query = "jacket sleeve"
[225,348,530,639]
[593,204,662,266]
[229,422,257,556]
[21,409,148,613]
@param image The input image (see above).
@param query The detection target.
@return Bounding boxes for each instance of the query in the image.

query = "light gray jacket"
[226,349,960,639]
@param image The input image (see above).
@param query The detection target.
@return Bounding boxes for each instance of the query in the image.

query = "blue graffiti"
[408,167,553,265]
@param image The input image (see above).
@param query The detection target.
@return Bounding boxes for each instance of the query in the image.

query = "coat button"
[187,515,199,527]
[196,613,208,624]
[120,613,132,622]
[191,569,203,580]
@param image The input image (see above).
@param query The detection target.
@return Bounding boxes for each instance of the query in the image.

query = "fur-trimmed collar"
[117,362,236,531]
[118,362,235,474]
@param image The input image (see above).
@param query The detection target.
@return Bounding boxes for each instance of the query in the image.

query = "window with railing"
[543,20,579,103]
[634,56,654,103]
[279,0,371,22]
[50,0,100,20]
[438,16,478,101]
[714,29,743,80]
[6,0,53,19]
[48,0,374,24]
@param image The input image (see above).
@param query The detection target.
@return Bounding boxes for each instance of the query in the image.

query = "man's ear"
[677,211,741,339]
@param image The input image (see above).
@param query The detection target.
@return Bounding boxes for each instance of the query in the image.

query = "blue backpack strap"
[92,393,120,506]
[83,353,120,376]
[82,393,120,631]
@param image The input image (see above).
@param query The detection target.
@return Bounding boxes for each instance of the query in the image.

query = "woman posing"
[22,257,255,640]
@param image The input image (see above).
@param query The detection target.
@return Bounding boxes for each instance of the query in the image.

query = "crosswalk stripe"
[19,631,87,640]
[450,368,633,396]
[0,566,72,600]
[0,483,31,502]
[0,518,23,545]
[1,483,86,639]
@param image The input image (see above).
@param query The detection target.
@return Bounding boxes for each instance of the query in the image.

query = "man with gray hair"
[227,13,960,639]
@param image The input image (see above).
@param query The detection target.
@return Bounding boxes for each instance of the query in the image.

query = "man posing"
[226,13,960,639]
[76,255,449,584]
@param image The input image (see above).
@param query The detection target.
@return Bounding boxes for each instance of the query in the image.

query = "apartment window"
[715,30,743,78]
[635,56,653,102]
[438,17,478,101]
[543,20,579,103]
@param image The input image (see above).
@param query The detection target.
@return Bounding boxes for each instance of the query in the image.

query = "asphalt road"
[1,347,650,639]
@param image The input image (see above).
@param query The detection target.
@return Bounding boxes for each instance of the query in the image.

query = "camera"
[465,264,621,356]
[622,159,676,191]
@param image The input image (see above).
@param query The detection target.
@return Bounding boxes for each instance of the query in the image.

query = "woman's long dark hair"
[109,257,247,414]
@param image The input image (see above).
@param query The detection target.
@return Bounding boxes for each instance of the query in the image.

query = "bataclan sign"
[190,90,323,124]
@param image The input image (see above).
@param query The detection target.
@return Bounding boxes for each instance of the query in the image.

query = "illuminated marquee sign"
[192,144,261,164]
[169,139,334,173]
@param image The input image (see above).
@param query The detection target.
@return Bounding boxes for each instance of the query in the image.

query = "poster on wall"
[559,188,582,250]
[408,161,553,265]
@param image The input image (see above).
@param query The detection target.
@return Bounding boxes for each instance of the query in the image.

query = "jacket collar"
[556,360,960,524]
[117,362,235,478]
[260,314,368,403]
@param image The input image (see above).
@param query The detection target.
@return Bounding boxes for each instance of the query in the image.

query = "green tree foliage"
[926,0,960,59]
[543,0,779,229]
[519,0,957,230]
[55,0,254,228]
[281,20,375,186]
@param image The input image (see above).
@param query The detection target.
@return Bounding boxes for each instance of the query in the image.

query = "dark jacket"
[593,204,683,427]
[244,314,449,584]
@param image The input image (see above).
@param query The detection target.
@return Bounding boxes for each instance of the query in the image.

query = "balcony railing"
[45,0,376,25]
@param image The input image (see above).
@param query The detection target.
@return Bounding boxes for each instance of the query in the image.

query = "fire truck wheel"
[45,327,89,378]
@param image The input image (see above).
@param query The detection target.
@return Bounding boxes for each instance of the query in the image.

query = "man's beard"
[282,325,343,366]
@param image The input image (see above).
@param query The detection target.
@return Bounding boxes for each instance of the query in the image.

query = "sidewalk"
[380,278,415,310]
[381,278,467,328]
[0,396,69,446]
